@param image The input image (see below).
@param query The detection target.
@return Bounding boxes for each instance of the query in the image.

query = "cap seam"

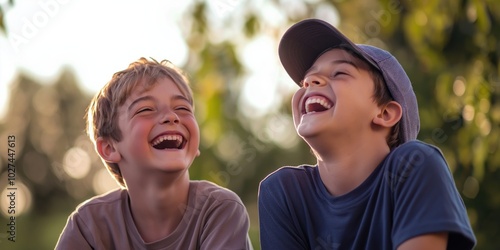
[374,54,393,64]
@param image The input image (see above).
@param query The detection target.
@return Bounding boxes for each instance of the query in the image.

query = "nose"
[302,74,325,88]
[160,110,179,124]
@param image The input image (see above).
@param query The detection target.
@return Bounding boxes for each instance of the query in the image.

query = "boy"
[56,58,252,250]
[258,19,476,249]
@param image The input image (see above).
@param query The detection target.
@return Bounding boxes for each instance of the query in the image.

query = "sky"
[0,0,299,119]
[0,0,184,117]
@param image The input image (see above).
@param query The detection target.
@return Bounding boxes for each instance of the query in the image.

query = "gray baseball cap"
[278,18,420,143]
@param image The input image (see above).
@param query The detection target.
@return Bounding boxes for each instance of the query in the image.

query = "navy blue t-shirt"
[258,141,476,249]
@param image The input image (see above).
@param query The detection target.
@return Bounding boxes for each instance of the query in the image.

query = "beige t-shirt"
[55,180,252,250]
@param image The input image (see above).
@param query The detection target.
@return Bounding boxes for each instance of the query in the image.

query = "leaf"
[0,6,5,34]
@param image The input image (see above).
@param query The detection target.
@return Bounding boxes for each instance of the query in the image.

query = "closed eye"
[176,106,193,112]
[136,107,153,114]
[332,71,348,77]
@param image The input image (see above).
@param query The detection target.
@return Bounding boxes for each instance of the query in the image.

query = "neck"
[126,171,190,243]
[312,136,390,197]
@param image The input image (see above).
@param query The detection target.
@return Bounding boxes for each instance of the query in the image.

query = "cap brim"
[279,19,377,86]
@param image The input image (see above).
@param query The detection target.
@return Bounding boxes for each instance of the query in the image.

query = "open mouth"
[151,133,185,150]
[303,95,333,114]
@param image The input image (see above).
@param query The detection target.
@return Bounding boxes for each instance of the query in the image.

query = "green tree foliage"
[0,0,14,34]
[0,70,99,249]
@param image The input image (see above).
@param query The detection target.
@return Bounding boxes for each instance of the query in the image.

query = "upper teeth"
[151,134,182,146]
[305,97,332,110]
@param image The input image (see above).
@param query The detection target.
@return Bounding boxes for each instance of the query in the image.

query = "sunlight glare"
[240,35,280,117]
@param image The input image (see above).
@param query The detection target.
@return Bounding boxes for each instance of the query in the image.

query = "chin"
[157,166,189,174]
[296,122,324,138]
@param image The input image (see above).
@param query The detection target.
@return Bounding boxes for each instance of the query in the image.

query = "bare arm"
[398,233,448,250]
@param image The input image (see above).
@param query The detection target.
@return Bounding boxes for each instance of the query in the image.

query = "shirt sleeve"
[55,212,94,250]
[199,198,253,250]
[390,143,476,249]
[258,175,308,250]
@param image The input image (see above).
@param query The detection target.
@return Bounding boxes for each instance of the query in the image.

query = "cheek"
[191,127,200,147]
[291,89,305,117]
[291,100,301,127]
[128,121,148,135]
[185,117,200,145]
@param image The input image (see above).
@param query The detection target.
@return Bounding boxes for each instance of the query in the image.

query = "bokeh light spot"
[63,147,91,179]
[475,113,491,136]
[453,77,466,97]
[462,105,475,122]
[415,11,428,26]
[463,176,479,199]
[1,182,32,217]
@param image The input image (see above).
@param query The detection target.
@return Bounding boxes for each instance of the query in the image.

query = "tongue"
[306,103,329,113]
[153,140,182,150]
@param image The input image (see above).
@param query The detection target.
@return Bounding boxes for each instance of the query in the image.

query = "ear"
[373,101,402,128]
[196,149,201,157]
[96,137,121,163]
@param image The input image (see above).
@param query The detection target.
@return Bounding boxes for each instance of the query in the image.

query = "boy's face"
[291,48,381,144]
[110,77,200,177]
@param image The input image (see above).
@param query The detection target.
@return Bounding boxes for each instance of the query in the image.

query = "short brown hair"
[370,63,401,149]
[86,58,193,187]
[337,45,401,149]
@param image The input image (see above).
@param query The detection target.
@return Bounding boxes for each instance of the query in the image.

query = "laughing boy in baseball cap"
[258,19,476,249]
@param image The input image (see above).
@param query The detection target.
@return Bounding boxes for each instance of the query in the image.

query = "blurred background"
[0,0,499,249]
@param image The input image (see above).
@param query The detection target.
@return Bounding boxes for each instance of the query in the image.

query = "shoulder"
[390,140,443,158]
[391,139,441,154]
[188,181,249,227]
[385,140,447,170]
[385,143,476,248]
[190,180,244,206]
[260,165,315,187]
[258,165,319,206]
[62,188,127,237]
[380,140,454,193]
[187,183,251,250]
[73,188,126,215]
[382,140,456,194]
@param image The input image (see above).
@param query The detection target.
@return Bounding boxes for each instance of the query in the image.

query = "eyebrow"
[127,95,154,113]
[332,59,359,70]
[127,94,191,112]
[305,59,360,76]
